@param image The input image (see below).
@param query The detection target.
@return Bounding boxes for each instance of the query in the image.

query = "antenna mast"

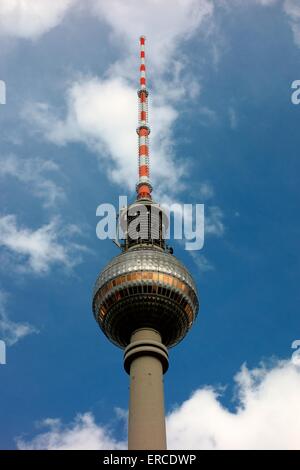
[136,36,152,200]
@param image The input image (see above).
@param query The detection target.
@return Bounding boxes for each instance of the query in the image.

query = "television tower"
[92,37,199,450]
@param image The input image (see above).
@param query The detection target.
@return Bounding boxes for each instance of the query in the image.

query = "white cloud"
[0,0,77,39]
[92,0,214,74]
[283,0,300,47]
[17,359,300,450]
[0,155,65,208]
[17,412,126,450]
[0,289,38,346]
[284,0,300,17]
[0,215,87,274]
[167,360,300,450]
[0,0,214,47]
[23,77,185,196]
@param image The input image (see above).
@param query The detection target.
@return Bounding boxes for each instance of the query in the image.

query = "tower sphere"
[92,246,199,348]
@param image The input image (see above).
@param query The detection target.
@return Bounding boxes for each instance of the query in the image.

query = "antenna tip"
[140,35,146,43]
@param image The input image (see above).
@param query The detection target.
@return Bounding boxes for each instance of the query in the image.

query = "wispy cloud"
[205,206,225,237]
[17,359,300,450]
[283,0,300,47]
[255,0,279,5]
[198,106,218,126]
[0,289,38,346]
[0,0,77,40]
[252,0,300,48]
[189,252,215,273]
[0,155,65,208]
[0,215,87,275]
[198,182,215,200]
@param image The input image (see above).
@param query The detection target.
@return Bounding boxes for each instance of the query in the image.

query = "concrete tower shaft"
[125,329,168,450]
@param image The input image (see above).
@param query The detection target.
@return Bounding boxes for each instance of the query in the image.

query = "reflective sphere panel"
[93,248,199,348]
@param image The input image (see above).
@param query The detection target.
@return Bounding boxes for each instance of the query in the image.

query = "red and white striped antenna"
[136,36,152,200]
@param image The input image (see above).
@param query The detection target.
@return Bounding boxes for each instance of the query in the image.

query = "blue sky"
[0,0,300,450]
